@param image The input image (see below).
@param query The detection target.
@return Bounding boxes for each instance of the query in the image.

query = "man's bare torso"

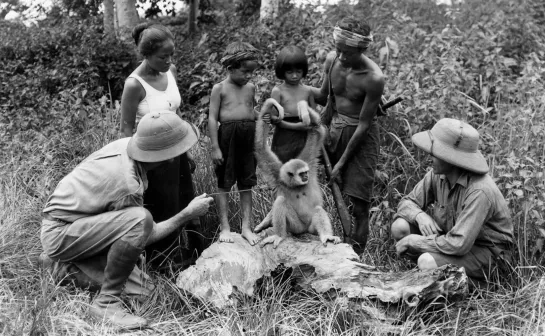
[327,52,383,119]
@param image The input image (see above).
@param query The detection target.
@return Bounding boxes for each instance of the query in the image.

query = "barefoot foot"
[242,229,261,246]
[219,229,234,243]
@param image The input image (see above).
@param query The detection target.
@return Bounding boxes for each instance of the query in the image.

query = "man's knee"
[391,217,410,241]
[417,253,438,270]
[122,207,154,248]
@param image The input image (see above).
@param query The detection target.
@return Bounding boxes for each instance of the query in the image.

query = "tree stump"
[176,233,468,309]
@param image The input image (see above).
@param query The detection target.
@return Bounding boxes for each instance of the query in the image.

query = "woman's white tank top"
[128,70,182,125]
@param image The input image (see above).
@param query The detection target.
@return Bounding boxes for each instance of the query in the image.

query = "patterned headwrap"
[220,51,259,67]
[333,26,373,49]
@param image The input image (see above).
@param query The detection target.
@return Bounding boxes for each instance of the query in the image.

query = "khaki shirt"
[396,170,513,255]
[43,138,148,223]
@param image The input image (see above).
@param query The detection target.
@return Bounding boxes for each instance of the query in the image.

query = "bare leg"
[240,189,260,245]
[350,197,370,253]
[216,188,233,243]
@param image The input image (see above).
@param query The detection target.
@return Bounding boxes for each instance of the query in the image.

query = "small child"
[208,41,261,245]
[270,45,316,163]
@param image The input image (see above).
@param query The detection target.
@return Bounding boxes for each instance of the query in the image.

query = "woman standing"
[120,23,202,269]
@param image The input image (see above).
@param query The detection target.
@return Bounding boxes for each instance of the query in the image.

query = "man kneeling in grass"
[391,118,515,284]
[40,112,213,330]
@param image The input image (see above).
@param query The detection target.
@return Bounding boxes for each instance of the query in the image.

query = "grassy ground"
[1,0,545,334]
[1,103,544,335]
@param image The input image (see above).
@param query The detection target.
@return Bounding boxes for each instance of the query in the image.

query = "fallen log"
[176,233,468,309]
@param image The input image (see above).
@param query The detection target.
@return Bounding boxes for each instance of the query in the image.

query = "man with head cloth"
[312,17,385,252]
[40,112,213,329]
[391,118,515,283]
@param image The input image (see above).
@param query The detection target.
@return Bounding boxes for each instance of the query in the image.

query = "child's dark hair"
[221,41,259,69]
[275,46,308,80]
[132,23,174,58]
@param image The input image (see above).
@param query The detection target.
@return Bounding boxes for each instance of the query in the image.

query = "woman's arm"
[120,78,145,137]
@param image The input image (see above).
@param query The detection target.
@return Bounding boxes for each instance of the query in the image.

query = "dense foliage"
[1,0,544,334]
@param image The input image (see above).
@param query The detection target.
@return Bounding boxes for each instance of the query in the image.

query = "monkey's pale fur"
[254,98,341,248]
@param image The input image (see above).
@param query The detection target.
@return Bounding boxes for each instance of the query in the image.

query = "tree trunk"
[177,233,468,314]
[188,0,199,34]
[260,0,279,21]
[115,0,139,42]
[103,0,115,37]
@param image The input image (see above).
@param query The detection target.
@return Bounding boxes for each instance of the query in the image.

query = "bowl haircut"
[275,45,308,80]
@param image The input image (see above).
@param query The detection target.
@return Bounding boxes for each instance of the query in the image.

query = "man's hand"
[415,212,443,236]
[185,193,214,219]
[395,234,420,256]
[211,147,224,166]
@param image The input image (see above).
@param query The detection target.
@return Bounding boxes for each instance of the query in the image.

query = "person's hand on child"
[211,147,224,166]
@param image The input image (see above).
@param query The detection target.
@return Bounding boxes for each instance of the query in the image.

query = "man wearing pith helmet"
[40,112,214,329]
[391,118,515,283]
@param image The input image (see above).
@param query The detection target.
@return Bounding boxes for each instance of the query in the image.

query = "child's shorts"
[215,120,257,189]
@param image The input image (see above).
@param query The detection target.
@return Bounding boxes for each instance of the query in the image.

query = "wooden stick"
[321,145,352,242]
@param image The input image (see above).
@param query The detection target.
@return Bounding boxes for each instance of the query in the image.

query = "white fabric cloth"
[129,69,181,126]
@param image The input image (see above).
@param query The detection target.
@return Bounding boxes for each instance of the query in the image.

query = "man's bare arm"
[147,194,213,245]
[333,74,385,172]
[311,52,335,106]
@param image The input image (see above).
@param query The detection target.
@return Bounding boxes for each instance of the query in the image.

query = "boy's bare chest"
[222,87,253,108]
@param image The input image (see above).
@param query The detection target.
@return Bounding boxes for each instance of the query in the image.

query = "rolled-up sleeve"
[434,189,492,255]
[402,189,494,256]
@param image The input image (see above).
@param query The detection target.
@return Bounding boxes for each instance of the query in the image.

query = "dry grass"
[0,103,544,336]
[2,3,545,332]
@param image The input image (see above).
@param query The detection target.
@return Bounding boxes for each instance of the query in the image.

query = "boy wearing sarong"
[208,41,261,245]
[312,17,385,252]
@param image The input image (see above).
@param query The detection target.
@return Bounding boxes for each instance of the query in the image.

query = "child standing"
[208,42,261,246]
[270,45,316,163]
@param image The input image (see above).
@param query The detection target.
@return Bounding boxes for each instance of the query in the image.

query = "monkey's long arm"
[255,98,284,183]
[296,105,325,177]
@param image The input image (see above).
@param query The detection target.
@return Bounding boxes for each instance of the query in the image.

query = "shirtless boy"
[312,17,385,252]
[208,41,261,245]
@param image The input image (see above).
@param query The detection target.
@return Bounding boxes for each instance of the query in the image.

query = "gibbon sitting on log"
[254,98,341,248]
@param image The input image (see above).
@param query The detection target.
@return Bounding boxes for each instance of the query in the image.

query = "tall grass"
[2,0,545,335]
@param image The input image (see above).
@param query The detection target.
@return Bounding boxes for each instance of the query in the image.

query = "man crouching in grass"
[39,112,213,330]
[391,118,516,286]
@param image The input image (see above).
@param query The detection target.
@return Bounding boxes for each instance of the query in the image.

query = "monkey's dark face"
[280,159,310,188]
